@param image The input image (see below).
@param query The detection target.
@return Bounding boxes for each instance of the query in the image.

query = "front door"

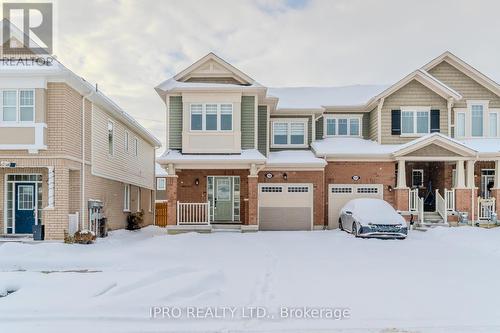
[214,177,233,221]
[481,170,495,198]
[15,183,36,234]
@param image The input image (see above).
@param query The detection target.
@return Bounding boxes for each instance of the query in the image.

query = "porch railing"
[409,188,419,212]
[445,189,455,212]
[177,201,211,225]
[477,197,496,221]
[435,190,448,225]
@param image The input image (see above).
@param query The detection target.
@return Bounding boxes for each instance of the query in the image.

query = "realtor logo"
[2,2,53,54]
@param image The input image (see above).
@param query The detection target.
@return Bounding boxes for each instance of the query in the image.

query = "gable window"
[490,112,498,137]
[156,178,166,190]
[189,103,233,132]
[471,104,484,137]
[123,184,130,211]
[271,119,307,147]
[324,116,361,136]
[456,112,466,137]
[125,131,129,152]
[412,169,424,188]
[2,89,35,122]
[107,121,114,156]
[401,107,430,135]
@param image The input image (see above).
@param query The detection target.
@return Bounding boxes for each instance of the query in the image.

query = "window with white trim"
[401,108,430,135]
[133,137,138,156]
[471,104,484,137]
[456,112,466,137]
[137,188,141,212]
[325,116,361,137]
[190,103,233,131]
[412,169,424,187]
[125,131,129,152]
[124,184,130,211]
[1,89,35,122]
[271,119,307,147]
[107,121,114,156]
[489,112,498,137]
[156,177,166,190]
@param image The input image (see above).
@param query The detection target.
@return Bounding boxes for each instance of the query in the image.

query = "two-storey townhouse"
[0,35,161,240]
[157,52,500,232]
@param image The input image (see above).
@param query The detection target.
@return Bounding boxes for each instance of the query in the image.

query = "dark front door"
[15,183,36,234]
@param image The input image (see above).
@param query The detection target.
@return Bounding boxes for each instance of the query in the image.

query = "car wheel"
[352,222,358,237]
[339,218,343,231]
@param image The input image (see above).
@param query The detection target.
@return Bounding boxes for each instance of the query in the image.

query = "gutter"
[81,89,95,230]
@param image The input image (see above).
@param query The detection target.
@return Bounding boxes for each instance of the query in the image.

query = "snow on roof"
[312,137,400,156]
[267,85,389,109]
[156,78,262,92]
[395,132,475,153]
[266,150,327,167]
[459,138,500,153]
[155,163,168,176]
[158,149,266,163]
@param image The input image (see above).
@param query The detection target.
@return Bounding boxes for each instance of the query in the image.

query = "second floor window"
[2,89,34,122]
[325,116,361,136]
[156,178,166,190]
[107,121,114,155]
[133,137,138,156]
[471,104,483,137]
[401,110,429,135]
[271,119,307,147]
[190,103,233,131]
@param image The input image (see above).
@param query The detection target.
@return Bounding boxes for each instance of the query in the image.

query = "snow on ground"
[1,226,500,332]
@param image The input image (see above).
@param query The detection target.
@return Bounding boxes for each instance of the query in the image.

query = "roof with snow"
[266,150,327,168]
[267,85,389,109]
[312,138,400,157]
[158,149,267,164]
[155,163,168,176]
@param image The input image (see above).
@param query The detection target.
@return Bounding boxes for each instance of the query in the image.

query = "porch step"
[211,224,242,232]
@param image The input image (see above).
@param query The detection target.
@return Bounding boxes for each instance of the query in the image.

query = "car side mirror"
[345,211,352,215]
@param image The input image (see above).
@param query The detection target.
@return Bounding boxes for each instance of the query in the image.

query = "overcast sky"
[54,0,500,151]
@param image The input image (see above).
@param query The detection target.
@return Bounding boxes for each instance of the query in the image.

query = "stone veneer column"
[166,175,178,226]
[247,176,258,225]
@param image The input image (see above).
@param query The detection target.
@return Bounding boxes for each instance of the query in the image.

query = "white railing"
[477,197,496,221]
[177,201,211,225]
[418,197,424,225]
[445,189,455,212]
[435,190,447,225]
[409,188,419,212]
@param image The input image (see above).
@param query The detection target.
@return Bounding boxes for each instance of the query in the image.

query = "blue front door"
[15,183,36,234]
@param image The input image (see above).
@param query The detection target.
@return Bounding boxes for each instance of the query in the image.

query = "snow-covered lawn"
[1,226,500,332]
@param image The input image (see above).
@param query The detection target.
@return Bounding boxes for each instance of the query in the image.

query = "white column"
[455,160,465,188]
[494,160,500,189]
[466,160,475,189]
[397,160,407,188]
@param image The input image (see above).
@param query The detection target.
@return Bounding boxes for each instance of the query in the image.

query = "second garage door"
[328,184,383,229]
[259,183,313,231]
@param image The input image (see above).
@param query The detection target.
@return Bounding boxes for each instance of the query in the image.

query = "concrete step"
[211,224,242,232]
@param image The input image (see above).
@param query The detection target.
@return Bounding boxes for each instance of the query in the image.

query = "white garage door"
[328,184,383,229]
[259,183,313,231]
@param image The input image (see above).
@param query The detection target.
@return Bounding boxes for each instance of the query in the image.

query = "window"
[261,186,283,193]
[331,187,352,193]
[107,121,114,155]
[471,104,484,137]
[1,89,34,122]
[271,119,307,147]
[124,184,130,211]
[401,108,430,135]
[125,131,129,152]
[189,103,233,131]
[412,169,424,188]
[149,190,154,212]
[156,178,166,190]
[489,112,498,137]
[133,138,138,156]
[456,112,466,137]
[137,188,141,211]
[325,116,361,136]
[17,185,34,210]
[357,187,379,194]
[288,186,309,193]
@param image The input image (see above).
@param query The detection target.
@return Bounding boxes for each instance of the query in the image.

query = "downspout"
[471,158,477,225]
[81,89,95,230]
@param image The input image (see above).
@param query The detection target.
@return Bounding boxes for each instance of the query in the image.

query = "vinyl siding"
[428,61,500,108]
[241,96,255,149]
[91,105,155,189]
[168,96,182,149]
[380,80,448,144]
[257,105,267,156]
[269,115,312,151]
[369,107,378,141]
[315,117,323,140]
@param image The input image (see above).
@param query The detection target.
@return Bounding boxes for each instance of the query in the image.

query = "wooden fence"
[155,201,168,227]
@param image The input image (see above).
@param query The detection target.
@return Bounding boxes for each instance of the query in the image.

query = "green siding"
[258,105,267,156]
[362,113,370,139]
[315,117,323,140]
[269,115,312,152]
[168,96,182,149]
[241,96,255,149]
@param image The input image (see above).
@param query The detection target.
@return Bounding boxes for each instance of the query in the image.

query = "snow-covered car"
[339,198,408,239]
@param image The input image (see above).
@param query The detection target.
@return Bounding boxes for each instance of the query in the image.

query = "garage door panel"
[259,207,312,231]
[328,184,383,229]
[258,183,313,231]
